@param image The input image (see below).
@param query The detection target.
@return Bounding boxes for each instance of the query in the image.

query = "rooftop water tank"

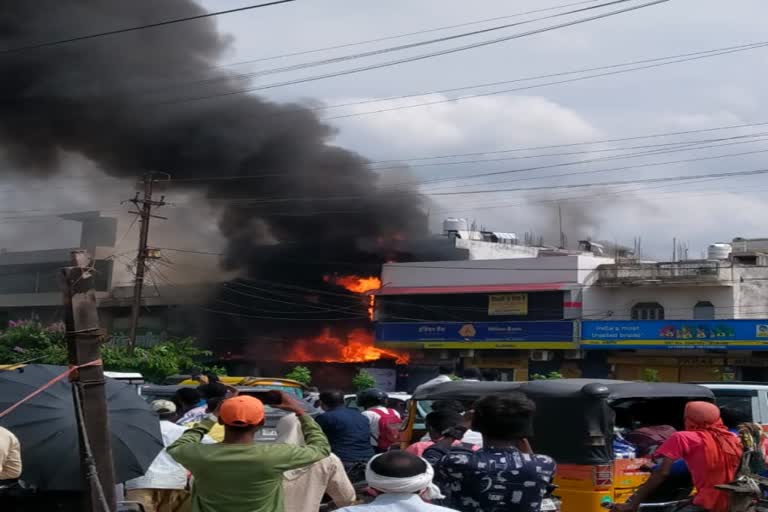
[443,217,468,234]
[707,243,732,260]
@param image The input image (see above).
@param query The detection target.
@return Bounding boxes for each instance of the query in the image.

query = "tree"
[285,366,312,386]
[641,368,660,382]
[0,320,222,383]
[352,369,376,392]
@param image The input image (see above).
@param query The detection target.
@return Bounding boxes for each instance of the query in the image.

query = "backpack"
[371,408,401,451]
[624,425,677,457]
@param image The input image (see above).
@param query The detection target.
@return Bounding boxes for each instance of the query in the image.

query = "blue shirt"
[429,446,556,512]
[316,407,374,463]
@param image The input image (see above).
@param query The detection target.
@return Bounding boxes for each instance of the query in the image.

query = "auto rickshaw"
[405,379,715,512]
[175,376,308,398]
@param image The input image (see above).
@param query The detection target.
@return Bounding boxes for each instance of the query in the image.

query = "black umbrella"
[0,364,163,491]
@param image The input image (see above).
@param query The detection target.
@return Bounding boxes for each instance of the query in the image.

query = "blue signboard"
[581,320,768,350]
[375,321,576,349]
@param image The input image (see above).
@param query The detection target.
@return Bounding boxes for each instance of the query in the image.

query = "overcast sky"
[201,0,768,258]
[6,0,768,259]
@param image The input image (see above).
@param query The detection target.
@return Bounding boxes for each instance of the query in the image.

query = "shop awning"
[375,282,572,295]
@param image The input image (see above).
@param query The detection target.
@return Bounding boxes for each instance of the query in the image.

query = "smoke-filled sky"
[2,0,768,261]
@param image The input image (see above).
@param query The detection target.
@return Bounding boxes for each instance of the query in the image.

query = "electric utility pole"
[127,173,167,352]
[60,250,116,512]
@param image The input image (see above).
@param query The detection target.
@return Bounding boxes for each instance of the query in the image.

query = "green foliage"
[0,320,222,383]
[531,371,564,380]
[0,320,67,365]
[285,366,312,386]
[352,369,376,392]
[101,337,221,383]
[641,368,660,382]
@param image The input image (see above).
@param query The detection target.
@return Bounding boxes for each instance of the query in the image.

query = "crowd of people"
[115,371,561,512]
[0,371,764,512]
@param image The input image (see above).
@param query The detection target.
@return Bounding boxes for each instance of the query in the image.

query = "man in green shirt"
[167,391,331,512]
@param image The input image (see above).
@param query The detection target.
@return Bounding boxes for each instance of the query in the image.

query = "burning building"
[0,1,429,382]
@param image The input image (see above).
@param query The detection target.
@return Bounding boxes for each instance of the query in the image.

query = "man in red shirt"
[614,401,742,512]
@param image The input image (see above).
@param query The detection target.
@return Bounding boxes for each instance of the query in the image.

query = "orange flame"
[286,327,409,365]
[367,294,376,322]
[324,274,382,294]
[324,274,381,321]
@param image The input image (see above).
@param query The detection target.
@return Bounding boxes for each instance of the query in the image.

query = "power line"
[371,132,768,172]
[158,247,223,256]
[202,308,370,322]
[0,0,296,55]
[415,134,768,190]
[325,42,768,122]
[233,41,763,125]
[160,0,669,105]
[169,128,768,187]
[228,176,754,217]
[169,120,768,185]
[367,120,768,166]
[209,0,603,69]
[176,145,768,205]
[424,167,768,198]
[420,141,768,192]
[202,166,768,205]
[159,0,637,94]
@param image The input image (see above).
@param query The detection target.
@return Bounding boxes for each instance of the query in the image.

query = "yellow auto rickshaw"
[177,376,308,399]
[405,379,714,512]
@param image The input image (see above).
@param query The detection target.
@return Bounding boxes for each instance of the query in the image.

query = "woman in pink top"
[614,401,742,512]
[406,410,479,457]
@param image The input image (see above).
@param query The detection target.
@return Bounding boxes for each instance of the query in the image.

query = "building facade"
[374,239,768,385]
[0,212,221,346]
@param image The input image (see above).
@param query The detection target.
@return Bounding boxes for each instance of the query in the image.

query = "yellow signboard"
[488,293,528,316]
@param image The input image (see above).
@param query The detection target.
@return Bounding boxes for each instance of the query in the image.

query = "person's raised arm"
[167,414,216,470]
[273,391,331,471]
[612,457,674,512]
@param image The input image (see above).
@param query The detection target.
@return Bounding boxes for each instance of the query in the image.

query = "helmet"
[357,388,388,409]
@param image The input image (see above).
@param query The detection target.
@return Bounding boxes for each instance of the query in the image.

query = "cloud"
[330,94,600,158]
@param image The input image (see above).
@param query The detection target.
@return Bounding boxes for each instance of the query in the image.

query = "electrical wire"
[372,131,768,172]
[0,0,296,55]
[184,166,768,206]
[158,0,638,95]
[325,43,768,121]
[224,41,766,125]
[159,0,669,105]
[367,120,768,166]
[169,127,768,185]
[421,142,768,193]
[209,0,604,69]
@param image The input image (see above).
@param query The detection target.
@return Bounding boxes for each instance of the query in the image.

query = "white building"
[375,238,768,385]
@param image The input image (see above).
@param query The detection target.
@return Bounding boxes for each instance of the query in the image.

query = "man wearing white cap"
[125,400,211,512]
[335,451,457,512]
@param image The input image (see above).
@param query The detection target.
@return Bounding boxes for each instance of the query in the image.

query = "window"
[631,302,665,320]
[693,301,715,320]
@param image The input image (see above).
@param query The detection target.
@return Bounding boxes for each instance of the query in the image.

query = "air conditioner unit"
[563,350,585,360]
[530,350,554,362]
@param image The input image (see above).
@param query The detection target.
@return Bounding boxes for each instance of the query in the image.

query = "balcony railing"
[596,261,724,284]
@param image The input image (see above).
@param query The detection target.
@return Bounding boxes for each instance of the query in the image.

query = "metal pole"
[61,250,116,512]
[128,175,157,353]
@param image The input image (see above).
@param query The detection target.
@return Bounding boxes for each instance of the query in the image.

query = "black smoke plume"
[0,0,427,281]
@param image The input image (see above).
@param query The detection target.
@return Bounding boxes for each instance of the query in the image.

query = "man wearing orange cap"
[167,391,330,512]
